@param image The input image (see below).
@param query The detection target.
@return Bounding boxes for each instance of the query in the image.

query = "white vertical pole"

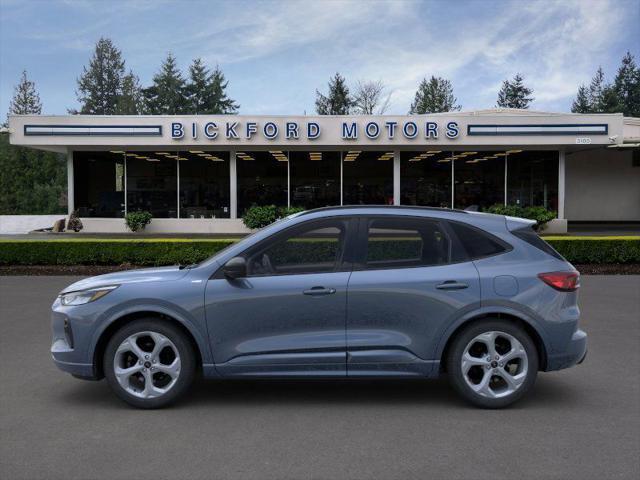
[176,157,180,219]
[287,151,291,208]
[393,150,401,205]
[340,151,343,206]
[558,149,566,220]
[230,150,237,219]
[450,153,455,209]
[123,154,127,216]
[66,149,74,216]
[504,153,508,206]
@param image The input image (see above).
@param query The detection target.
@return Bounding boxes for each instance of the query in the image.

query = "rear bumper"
[545,329,588,371]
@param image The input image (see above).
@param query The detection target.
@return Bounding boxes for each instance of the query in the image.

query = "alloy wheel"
[113,331,181,399]
[461,330,528,399]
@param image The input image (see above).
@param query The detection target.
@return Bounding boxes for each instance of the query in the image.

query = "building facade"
[8,109,640,233]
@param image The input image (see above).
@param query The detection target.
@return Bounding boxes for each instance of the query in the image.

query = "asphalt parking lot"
[0,275,638,480]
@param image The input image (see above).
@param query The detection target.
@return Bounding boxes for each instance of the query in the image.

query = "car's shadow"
[57,375,581,411]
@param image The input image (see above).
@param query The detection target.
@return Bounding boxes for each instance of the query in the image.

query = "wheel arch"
[438,311,548,372]
[92,310,205,379]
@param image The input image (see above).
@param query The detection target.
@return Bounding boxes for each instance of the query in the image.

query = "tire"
[103,318,196,409]
[446,319,538,409]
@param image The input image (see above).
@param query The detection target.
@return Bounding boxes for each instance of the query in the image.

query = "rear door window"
[364,217,451,269]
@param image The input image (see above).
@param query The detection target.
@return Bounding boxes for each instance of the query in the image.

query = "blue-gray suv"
[51,206,587,408]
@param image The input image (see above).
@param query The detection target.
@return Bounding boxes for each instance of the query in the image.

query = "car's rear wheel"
[103,319,196,409]
[446,319,538,408]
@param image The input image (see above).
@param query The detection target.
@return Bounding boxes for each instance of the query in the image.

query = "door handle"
[303,286,336,296]
[436,280,469,290]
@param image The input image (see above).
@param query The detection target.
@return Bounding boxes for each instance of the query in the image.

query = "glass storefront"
[73,148,560,219]
[179,151,230,218]
[401,150,452,208]
[236,150,288,215]
[453,151,505,210]
[126,152,177,218]
[507,150,558,210]
[343,150,394,205]
[74,151,125,217]
[289,151,340,209]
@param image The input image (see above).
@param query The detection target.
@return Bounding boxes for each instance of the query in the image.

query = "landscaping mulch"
[0,263,638,276]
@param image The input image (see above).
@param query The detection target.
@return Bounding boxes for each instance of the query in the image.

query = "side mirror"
[223,256,247,279]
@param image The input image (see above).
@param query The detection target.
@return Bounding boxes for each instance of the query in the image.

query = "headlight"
[59,286,118,306]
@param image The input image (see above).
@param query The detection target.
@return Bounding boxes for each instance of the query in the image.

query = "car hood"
[60,266,189,293]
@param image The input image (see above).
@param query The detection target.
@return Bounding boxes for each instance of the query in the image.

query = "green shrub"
[0,237,637,267]
[242,205,306,229]
[544,237,640,264]
[125,211,153,232]
[0,239,235,266]
[483,204,556,231]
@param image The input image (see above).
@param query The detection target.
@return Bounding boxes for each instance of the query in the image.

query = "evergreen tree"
[116,71,144,114]
[571,85,591,113]
[587,67,607,112]
[207,65,239,114]
[496,74,534,109]
[315,73,353,115]
[1,72,66,214]
[185,59,239,114]
[409,76,460,114]
[143,53,188,114]
[613,51,640,117]
[8,70,42,116]
[75,37,126,114]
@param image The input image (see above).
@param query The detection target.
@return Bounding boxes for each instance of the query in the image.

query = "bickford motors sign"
[171,119,461,141]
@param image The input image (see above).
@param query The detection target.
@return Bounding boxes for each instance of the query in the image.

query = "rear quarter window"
[512,227,566,261]
[448,221,510,260]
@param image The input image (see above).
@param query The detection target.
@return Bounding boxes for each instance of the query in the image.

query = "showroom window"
[73,151,125,218]
[178,151,230,218]
[126,152,177,218]
[343,151,394,205]
[507,150,558,210]
[453,151,505,210]
[289,151,341,209]
[237,151,288,215]
[401,151,452,208]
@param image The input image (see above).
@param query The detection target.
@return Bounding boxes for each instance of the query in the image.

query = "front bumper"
[545,329,588,371]
[51,307,100,380]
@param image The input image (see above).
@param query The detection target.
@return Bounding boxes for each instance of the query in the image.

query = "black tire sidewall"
[447,319,539,409]
[103,318,196,409]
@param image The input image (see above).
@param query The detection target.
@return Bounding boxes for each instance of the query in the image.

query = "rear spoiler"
[505,215,536,231]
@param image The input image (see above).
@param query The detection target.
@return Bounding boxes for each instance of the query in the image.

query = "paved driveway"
[0,275,638,480]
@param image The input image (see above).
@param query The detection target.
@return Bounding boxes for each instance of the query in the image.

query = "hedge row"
[0,237,638,266]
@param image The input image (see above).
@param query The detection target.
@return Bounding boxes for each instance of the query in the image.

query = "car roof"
[297,205,470,217]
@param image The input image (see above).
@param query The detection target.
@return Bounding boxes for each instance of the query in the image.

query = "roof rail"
[297,205,469,216]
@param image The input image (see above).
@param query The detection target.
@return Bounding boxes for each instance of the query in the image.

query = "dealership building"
[7,109,640,234]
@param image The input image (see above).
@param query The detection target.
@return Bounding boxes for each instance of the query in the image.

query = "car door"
[205,217,356,377]
[346,215,481,377]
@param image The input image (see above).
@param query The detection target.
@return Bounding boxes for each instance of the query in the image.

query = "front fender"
[89,299,213,365]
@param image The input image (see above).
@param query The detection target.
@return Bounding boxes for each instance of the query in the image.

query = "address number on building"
[576,137,592,144]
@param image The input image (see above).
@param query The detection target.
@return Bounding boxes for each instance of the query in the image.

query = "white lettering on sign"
[576,137,592,144]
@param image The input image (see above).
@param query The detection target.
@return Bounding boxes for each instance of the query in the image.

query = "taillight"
[538,271,580,292]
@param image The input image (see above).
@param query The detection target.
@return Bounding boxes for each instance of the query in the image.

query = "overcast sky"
[1,0,638,117]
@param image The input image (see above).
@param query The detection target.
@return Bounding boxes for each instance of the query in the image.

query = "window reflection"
[126,152,177,218]
[507,151,558,210]
[401,151,452,207]
[343,151,394,205]
[453,151,505,210]
[73,151,125,217]
[179,151,230,218]
[289,151,340,209]
[237,150,288,215]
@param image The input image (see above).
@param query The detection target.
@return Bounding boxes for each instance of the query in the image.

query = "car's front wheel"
[446,320,538,408]
[103,319,196,408]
